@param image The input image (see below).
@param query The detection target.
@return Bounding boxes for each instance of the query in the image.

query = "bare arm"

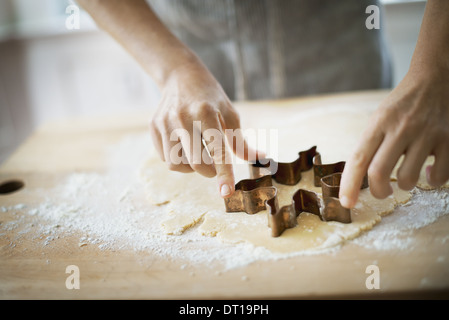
[340,0,449,207]
[77,0,197,87]
[77,0,260,198]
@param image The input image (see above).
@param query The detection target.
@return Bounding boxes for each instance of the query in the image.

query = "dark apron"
[147,0,392,101]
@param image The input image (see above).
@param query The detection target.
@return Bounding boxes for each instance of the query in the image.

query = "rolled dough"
[140,105,432,254]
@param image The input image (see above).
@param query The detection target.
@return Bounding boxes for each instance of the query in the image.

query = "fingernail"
[220,184,231,197]
[426,165,432,180]
[339,195,351,208]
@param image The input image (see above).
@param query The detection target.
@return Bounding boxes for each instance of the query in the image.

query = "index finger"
[339,123,384,208]
[201,111,235,199]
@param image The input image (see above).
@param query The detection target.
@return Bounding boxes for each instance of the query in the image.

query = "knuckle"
[173,104,189,119]
[216,170,233,182]
[196,103,217,119]
[396,116,421,137]
[210,147,228,164]
[150,115,162,130]
[372,110,388,129]
[351,151,369,169]
[162,112,173,127]
[209,144,225,156]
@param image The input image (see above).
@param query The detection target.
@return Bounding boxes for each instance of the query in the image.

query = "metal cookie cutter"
[224,146,369,237]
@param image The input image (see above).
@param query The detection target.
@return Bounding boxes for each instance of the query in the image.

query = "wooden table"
[1,90,448,299]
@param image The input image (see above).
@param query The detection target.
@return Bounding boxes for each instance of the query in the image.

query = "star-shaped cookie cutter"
[224,146,369,237]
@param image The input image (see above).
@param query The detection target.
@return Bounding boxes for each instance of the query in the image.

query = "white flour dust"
[1,133,449,269]
[353,188,449,251]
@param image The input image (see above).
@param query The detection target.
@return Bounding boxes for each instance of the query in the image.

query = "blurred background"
[0,0,426,164]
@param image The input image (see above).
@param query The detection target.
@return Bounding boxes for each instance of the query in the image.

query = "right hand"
[149,60,261,198]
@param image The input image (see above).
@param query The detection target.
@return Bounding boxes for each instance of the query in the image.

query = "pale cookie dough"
[141,104,423,253]
[198,171,410,254]
[140,154,219,235]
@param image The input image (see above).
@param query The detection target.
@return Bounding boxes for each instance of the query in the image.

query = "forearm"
[77,0,200,88]
[409,0,449,77]
[340,0,449,208]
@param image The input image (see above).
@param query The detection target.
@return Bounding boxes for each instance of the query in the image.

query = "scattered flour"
[1,133,449,270]
[1,203,27,213]
[353,188,449,250]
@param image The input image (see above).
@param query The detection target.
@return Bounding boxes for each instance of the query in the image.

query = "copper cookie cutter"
[224,146,369,237]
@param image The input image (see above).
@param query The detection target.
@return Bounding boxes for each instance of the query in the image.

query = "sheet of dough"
[141,105,419,253]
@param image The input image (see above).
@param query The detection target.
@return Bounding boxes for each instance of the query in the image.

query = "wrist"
[407,0,449,83]
[407,54,449,84]
[161,52,216,91]
[166,49,198,77]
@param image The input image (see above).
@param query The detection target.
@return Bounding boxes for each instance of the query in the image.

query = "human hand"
[339,69,449,208]
[150,60,261,198]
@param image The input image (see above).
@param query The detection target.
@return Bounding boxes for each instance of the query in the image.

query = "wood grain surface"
[1,90,448,299]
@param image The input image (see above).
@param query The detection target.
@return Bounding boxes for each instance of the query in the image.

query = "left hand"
[339,68,449,208]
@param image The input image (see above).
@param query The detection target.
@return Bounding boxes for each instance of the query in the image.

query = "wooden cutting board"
[1,90,448,299]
